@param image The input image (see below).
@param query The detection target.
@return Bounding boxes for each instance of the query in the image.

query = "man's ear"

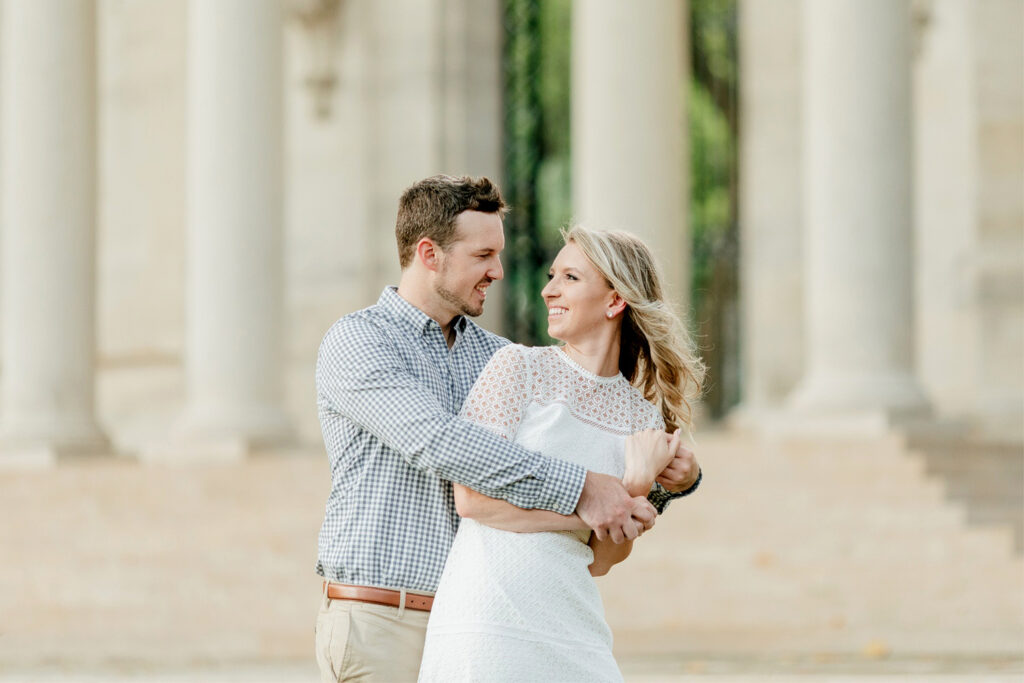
[416,238,442,272]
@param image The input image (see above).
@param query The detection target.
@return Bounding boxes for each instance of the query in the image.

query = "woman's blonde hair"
[563,226,705,433]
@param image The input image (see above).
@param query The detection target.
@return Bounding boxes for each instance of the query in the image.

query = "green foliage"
[689,78,734,300]
[504,0,741,415]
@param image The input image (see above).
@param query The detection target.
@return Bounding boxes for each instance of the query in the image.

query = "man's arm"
[318,319,584,514]
[320,320,649,541]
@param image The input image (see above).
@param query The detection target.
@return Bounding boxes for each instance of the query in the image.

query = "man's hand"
[656,431,700,493]
[576,471,656,543]
[630,496,657,532]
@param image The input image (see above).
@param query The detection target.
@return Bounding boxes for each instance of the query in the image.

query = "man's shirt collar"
[378,286,469,339]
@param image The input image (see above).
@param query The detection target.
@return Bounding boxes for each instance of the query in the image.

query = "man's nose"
[488,257,504,281]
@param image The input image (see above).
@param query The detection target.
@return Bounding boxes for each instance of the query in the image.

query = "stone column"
[969,0,1023,440]
[0,0,110,463]
[733,0,804,421]
[788,0,928,427]
[358,0,506,327]
[167,0,292,459]
[572,0,689,300]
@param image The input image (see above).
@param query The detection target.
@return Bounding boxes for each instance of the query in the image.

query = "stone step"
[2,432,1020,669]
[600,431,1024,656]
[646,514,1017,567]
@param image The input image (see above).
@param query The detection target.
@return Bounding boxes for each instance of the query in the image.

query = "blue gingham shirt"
[315,287,698,593]
[315,287,586,592]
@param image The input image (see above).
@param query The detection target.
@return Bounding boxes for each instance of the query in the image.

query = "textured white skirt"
[418,518,622,683]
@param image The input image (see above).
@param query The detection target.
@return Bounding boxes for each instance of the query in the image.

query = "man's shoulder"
[318,305,397,356]
[462,319,512,355]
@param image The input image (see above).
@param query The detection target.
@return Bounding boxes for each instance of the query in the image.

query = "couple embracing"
[314,175,704,682]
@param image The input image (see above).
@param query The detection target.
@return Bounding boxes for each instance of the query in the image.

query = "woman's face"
[541,242,616,343]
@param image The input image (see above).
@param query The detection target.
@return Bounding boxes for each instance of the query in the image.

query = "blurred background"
[0,0,1021,680]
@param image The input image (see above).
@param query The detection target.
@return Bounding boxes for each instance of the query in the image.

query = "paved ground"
[2,432,1020,682]
[2,670,1021,682]
[2,655,1022,682]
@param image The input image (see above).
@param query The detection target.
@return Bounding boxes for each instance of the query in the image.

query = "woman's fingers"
[667,430,681,463]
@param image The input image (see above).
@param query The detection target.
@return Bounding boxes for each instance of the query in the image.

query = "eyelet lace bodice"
[461,344,663,441]
[419,345,665,682]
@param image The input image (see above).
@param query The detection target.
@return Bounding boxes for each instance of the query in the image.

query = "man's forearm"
[318,332,585,513]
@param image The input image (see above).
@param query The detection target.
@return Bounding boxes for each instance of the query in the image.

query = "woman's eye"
[566,274,578,281]
[546,272,554,280]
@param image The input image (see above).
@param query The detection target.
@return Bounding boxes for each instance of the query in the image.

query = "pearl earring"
[607,312,613,319]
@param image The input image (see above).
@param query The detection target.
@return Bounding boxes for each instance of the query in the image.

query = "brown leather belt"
[323,582,434,612]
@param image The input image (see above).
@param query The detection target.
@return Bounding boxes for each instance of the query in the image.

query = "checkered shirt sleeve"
[317,316,585,507]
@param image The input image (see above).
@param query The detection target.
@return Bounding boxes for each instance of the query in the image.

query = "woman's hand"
[622,429,677,497]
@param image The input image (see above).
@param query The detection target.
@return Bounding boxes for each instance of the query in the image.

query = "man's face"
[434,210,505,318]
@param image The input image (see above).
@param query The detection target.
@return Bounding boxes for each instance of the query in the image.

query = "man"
[314,175,700,682]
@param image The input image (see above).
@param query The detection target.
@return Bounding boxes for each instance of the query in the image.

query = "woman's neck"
[561,334,621,377]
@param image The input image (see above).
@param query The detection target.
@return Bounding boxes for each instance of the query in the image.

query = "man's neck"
[396,277,458,345]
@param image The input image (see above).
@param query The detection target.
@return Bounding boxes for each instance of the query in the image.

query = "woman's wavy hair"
[563,226,705,434]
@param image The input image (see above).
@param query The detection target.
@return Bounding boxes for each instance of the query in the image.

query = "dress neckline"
[551,346,624,385]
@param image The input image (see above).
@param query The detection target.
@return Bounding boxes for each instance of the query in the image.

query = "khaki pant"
[315,584,431,682]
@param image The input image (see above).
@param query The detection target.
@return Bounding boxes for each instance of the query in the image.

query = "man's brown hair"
[395,175,507,268]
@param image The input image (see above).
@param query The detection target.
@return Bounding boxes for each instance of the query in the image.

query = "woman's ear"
[607,292,628,319]
[416,238,441,271]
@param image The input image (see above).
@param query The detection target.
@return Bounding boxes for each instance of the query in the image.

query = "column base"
[734,371,931,438]
[724,400,782,433]
[143,403,296,463]
[0,419,112,467]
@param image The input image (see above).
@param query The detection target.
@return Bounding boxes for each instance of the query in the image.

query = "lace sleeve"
[636,396,666,432]
[460,344,532,441]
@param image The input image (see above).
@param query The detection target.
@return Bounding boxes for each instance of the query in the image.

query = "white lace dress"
[418,344,663,683]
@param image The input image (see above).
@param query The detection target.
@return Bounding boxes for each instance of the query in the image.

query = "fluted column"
[788,0,928,426]
[167,0,292,459]
[0,0,110,463]
[733,0,804,422]
[572,0,689,299]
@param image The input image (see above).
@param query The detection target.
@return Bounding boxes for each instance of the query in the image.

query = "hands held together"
[576,428,700,544]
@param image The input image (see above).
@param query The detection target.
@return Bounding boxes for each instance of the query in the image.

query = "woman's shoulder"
[488,343,557,363]
[482,344,567,384]
[482,342,539,374]
[626,383,666,430]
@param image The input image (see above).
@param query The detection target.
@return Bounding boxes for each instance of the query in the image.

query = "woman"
[418,227,704,682]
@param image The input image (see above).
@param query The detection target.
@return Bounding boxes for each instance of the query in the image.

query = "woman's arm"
[622,429,678,496]
[588,429,678,575]
[455,483,590,532]
[588,535,632,576]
